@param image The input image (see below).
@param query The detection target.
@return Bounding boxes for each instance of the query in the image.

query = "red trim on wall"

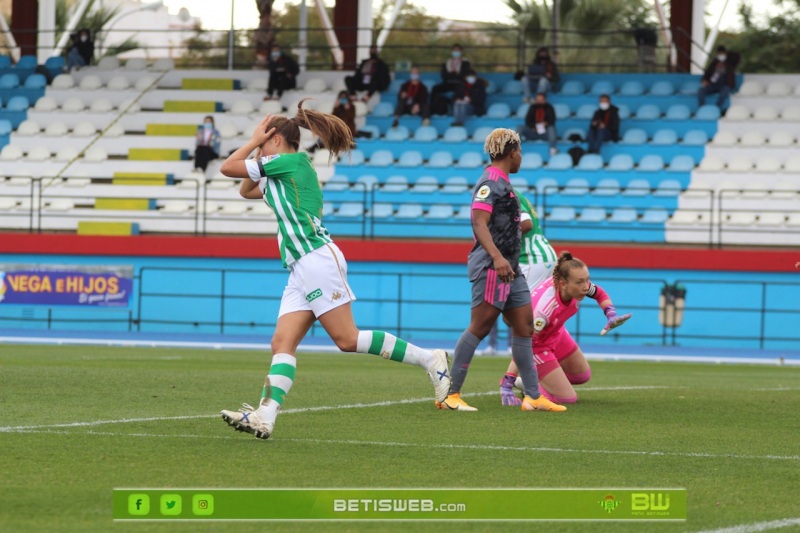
[0,233,796,272]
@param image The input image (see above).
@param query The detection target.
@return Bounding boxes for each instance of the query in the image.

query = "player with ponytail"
[499,251,632,406]
[216,100,451,440]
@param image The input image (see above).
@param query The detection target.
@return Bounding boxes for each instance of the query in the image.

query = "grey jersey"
[466,166,522,281]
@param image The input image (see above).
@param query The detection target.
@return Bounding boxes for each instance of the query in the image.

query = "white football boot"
[220,403,273,440]
[427,349,451,404]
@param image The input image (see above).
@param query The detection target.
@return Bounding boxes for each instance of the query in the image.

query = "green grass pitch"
[1,344,799,532]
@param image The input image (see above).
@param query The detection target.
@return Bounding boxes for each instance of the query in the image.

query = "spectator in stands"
[517,92,558,155]
[586,94,620,154]
[310,91,371,152]
[391,66,430,127]
[451,70,487,126]
[65,29,94,71]
[522,47,560,102]
[265,44,299,100]
[193,116,221,174]
[430,44,472,116]
[698,45,739,110]
[344,45,391,102]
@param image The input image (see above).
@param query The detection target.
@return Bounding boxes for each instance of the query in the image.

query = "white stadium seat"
[711,131,737,146]
[742,181,768,198]
[0,144,23,161]
[740,131,765,146]
[106,75,130,90]
[54,146,79,162]
[725,212,757,226]
[772,182,798,199]
[220,203,249,215]
[218,123,239,139]
[783,155,800,173]
[755,157,781,173]
[26,146,51,161]
[737,80,763,96]
[670,211,700,225]
[51,74,75,89]
[758,212,786,227]
[230,100,255,115]
[766,81,791,96]
[768,130,795,146]
[118,98,141,113]
[124,58,148,71]
[724,105,749,121]
[752,106,778,121]
[72,121,97,137]
[727,156,753,172]
[47,199,75,211]
[89,98,114,113]
[698,155,725,172]
[303,78,327,92]
[34,96,58,112]
[84,146,107,162]
[16,119,41,136]
[246,78,268,92]
[104,123,125,137]
[258,100,282,114]
[152,58,175,71]
[43,121,68,137]
[96,57,120,70]
[781,106,800,121]
[79,75,103,90]
[788,214,800,227]
[135,76,157,91]
[61,97,85,112]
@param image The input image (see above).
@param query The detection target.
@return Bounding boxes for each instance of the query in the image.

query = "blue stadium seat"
[427,204,454,219]
[619,80,645,96]
[487,103,511,118]
[0,73,20,89]
[485,80,497,94]
[653,179,682,197]
[395,203,424,219]
[682,129,709,146]
[561,127,584,142]
[371,203,395,218]
[521,152,543,170]
[665,104,691,120]
[560,80,585,95]
[442,126,468,143]
[593,178,621,196]
[322,202,334,217]
[413,125,438,141]
[16,55,37,69]
[561,178,590,196]
[324,174,350,191]
[578,206,607,223]
[372,102,394,117]
[427,151,454,168]
[502,80,524,95]
[354,174,379,191]
[609,206,638,223]
[366,150,394,167]
[679,80,700,95]
[337,149,365,166]
[617,104,631,119]
[396,150,423,168]
[510,177,529,192]
[471,126,494,142]
[0,119,11,135]
[455,152,484,169]
[622,178,651,197]
[608,153,634,171]
[635,104,661,120]
[576,104,596,120]
[577,153,603,171]
[6,95,29,111]
[652,129,678,146]
[695,105,721,121]
[547,153,573,170]
[649,81,675,96]
[621,129,647,145]
[361,124,380,138]
[388,79,404,93]
[668,154,695,172]
[45,56,65,71]
[516,103,530,118]
[336,202,365,218]
[442,176,470,193]
[382,175,409,192]
[553,103,571,119]
[384,126,409,142]
[641,206,669,224]
[23,73,46,89]
[638,154,665,172]
[455,205,472,219]
[590,80,614,95]
[0,55,11,69]
[548,206,576,221]
[411,176,439,193]
[536,177,559,197]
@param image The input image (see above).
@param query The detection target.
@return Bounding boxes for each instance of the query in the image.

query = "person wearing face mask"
[65,29,94,71]
[193,116,222,174]
[698,45,739,109]
[344,45,391,102]
[391,66,430,128]
[265,44,299,101]
[451,69,487,127]
[518,92,558,155]
[586,94,620,154]
[310,91,372,153]
[430,44,472,116]
[522,46,560,102]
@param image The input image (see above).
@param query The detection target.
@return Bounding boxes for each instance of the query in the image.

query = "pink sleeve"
[472,202,493,213]
[592,283,611,308]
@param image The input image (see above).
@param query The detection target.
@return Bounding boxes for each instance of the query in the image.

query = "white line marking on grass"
[693,517,800,533]
[15,430,800,462]
[0,386,666,433]
[750,387,800,391]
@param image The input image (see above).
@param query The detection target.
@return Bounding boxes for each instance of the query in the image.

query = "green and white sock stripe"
[366,331,408,362]
[267,353,296,406]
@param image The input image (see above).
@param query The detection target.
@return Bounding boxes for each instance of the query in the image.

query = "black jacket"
[354,57,390,93]
[702,53,740,88]
[268,53,299,77]
[455,79,487,116]
[525,103,556,128]
[590,105,620,141]
[440,58,472,84]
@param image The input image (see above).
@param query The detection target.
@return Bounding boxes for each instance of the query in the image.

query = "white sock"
[256,353,295,424]
[356,330,435,369]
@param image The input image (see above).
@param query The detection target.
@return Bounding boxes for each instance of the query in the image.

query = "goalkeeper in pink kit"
[500,251,632,405]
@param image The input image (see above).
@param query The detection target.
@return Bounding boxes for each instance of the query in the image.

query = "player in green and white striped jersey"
[216,102,450,440]
[517,189,558,293]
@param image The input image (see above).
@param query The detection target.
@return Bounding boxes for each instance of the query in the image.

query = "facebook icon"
[128,494,150,515]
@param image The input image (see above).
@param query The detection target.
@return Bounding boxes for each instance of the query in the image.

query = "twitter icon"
[160,494,182,516]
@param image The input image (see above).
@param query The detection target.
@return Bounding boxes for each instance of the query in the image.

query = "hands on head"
[251,114,277,146]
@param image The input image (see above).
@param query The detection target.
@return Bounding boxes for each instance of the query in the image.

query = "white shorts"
[278,243,356,318]
[521,261,555,294]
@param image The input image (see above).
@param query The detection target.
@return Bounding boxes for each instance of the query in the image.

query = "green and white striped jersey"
[516,189,557,265]
[252,152,333,267]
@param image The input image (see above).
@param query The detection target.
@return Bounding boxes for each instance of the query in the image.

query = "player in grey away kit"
[436,128,566,412]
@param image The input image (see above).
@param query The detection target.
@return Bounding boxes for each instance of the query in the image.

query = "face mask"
[466,76,476,84]
[451,50,461,58]
[599,102,610,110]
[410,73,420,81]
[80,35,88,42]
[204,122,212,129]
[717,54,727,62]
[271,51,280,60]
[339,98,349,105]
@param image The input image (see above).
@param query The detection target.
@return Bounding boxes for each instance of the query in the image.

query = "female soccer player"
[217,102,450,439]
[500,251,631,406]
[438,128,565,412]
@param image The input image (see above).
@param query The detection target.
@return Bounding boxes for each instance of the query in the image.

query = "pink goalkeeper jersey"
[531,277,580,345]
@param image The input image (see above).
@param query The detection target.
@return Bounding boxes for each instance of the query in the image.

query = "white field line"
[693,518,800,533]
[0,386,666,433]
[13,429,800,462]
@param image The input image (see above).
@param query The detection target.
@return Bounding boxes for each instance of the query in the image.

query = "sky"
[159,0,786,33]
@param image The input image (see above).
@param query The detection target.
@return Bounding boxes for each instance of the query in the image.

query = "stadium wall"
[1,235,798,353]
